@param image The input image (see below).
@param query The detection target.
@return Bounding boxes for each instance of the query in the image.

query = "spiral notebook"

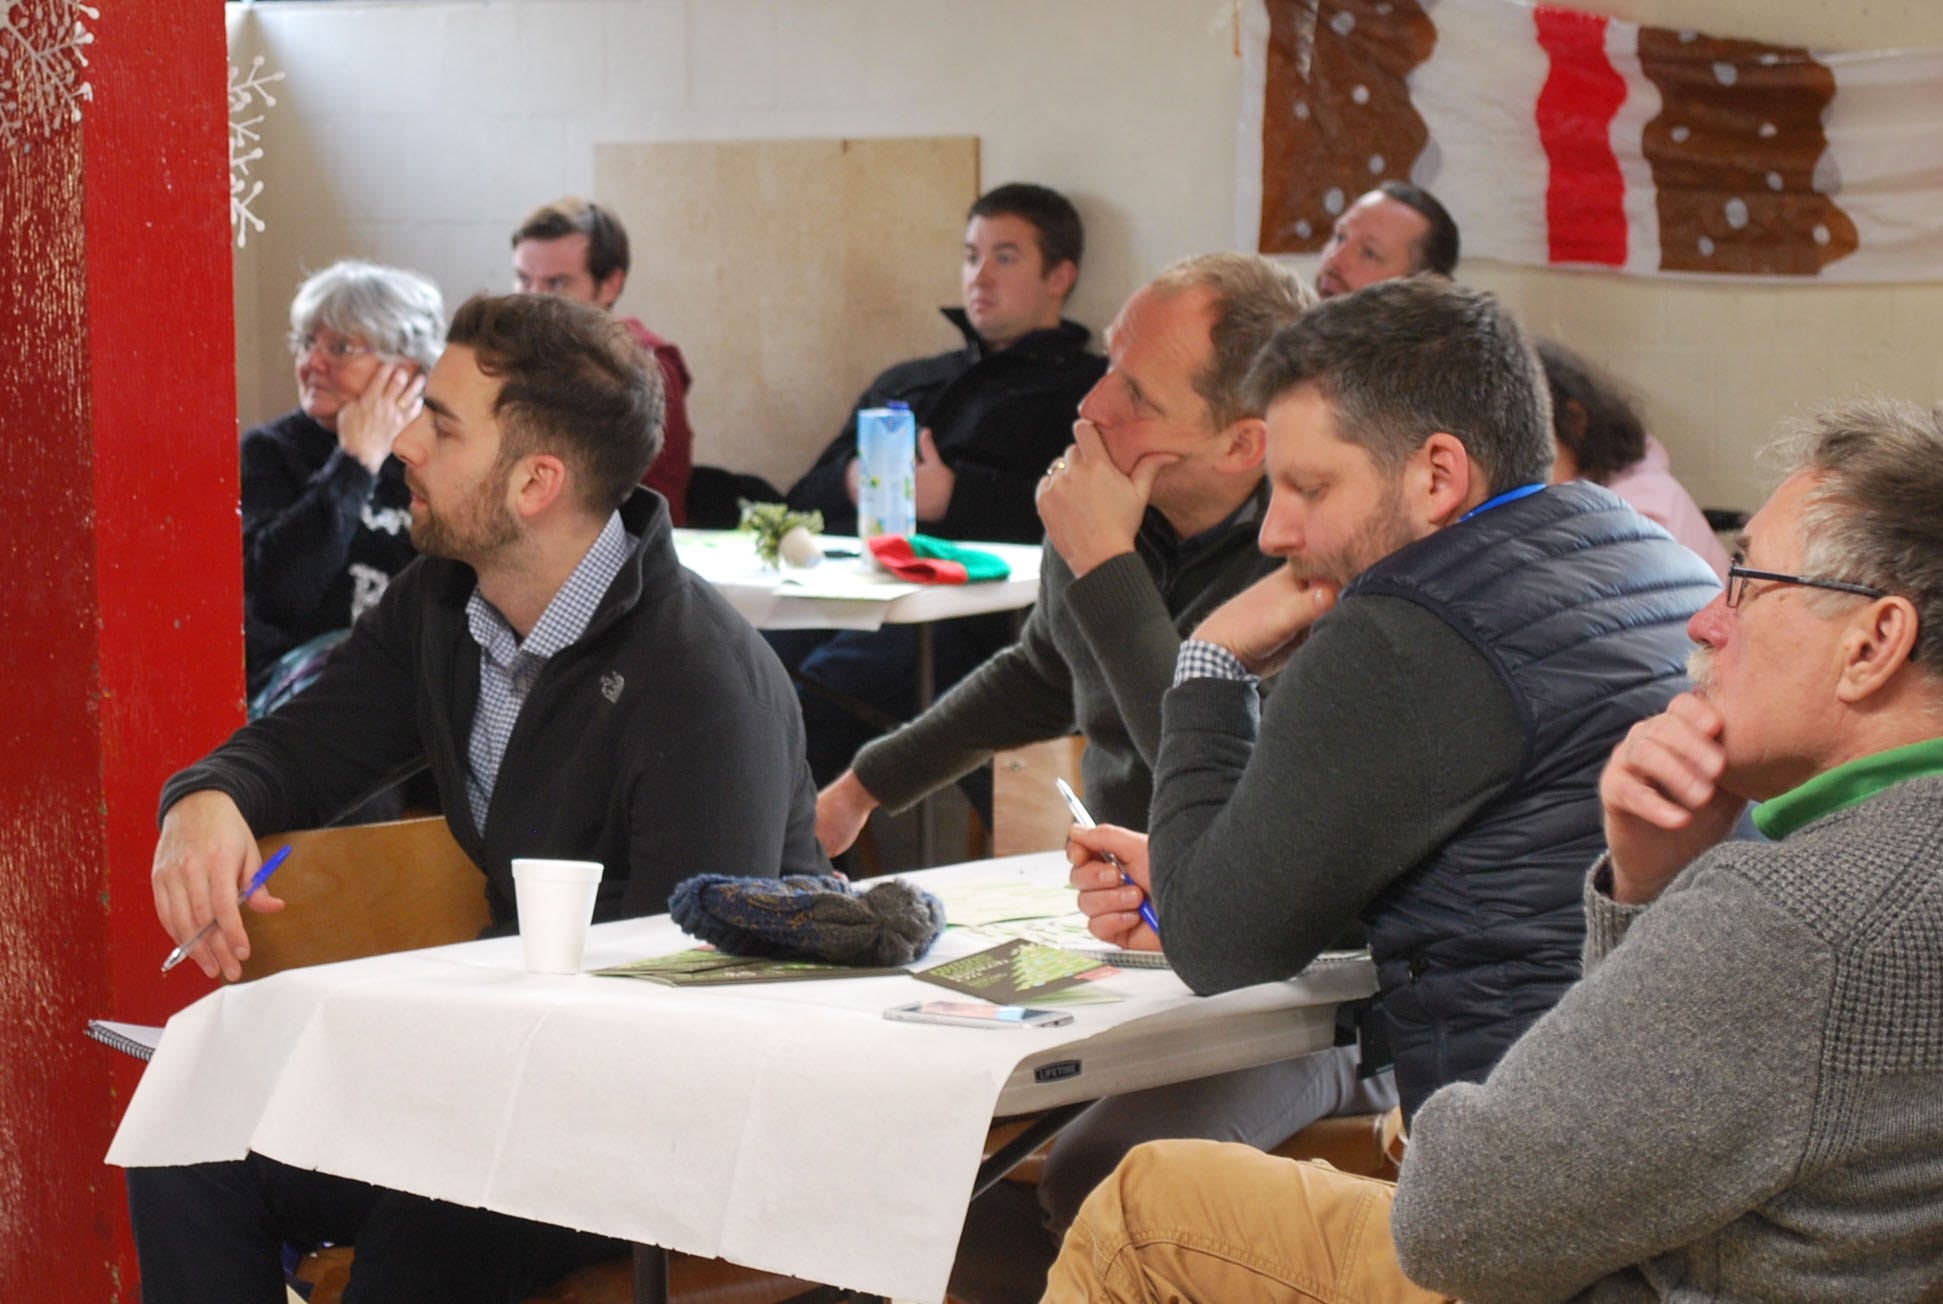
[86,1019,162,1062]
[1073,946,1172,970]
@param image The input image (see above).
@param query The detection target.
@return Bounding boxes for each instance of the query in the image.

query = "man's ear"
[1042,258,1078,305]
[510,453,570,520]
[594,268,627,311]
[1212,416,1267,472]
[1835,596,1922,704]
[1411,431,1473,525]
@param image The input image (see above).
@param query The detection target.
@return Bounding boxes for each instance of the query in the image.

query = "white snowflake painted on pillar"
[0,0,97,147]
[228,55,284,248]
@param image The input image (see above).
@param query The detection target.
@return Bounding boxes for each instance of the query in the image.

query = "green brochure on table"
[914,939,1119,1004]
[593,948,906,985]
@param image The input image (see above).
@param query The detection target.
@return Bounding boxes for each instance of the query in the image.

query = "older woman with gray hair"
[243,260,444,704]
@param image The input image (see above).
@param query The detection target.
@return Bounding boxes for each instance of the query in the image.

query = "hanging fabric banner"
[1236,0,1943,282]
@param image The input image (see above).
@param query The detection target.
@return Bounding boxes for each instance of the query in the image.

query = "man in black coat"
[134,292,826,1303]
[779,182,1106,791]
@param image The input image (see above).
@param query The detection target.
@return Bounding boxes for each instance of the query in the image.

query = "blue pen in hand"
[1055,778,1161,938]
[161,844,293,974]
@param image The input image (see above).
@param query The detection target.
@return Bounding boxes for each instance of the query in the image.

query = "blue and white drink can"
[856,401,917,541]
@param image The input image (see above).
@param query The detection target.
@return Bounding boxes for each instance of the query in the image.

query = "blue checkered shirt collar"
[462,510,634,831]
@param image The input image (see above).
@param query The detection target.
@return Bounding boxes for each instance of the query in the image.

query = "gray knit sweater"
[853,495,1276,830]
[1391,775,1943,1301]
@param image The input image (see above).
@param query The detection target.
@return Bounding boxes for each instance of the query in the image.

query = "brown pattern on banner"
[1259,0,1437,254]
[1638,29,1857,276]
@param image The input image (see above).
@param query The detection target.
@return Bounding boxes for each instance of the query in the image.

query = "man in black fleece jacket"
[134,292,825,1303]
[776,182,1107,788]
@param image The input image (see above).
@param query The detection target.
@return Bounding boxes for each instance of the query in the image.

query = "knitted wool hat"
[865,534,1012,584]
[669,874,946,967]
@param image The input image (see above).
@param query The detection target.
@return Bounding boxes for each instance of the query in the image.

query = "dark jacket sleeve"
[160,564,433,832]
[852,554,1078,811]
[933,447,1060,544]
[786,404,869,535]
[618,603,829,916]
[1149,597,1525,994]
[240,421,377,628]
[930,353,1105,545]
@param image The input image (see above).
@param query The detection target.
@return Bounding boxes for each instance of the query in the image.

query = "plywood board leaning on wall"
[597,136,980,492]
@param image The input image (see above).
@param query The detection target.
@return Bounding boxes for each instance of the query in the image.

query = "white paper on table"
[105,854,1369,1302]
[107,915,1106,1300]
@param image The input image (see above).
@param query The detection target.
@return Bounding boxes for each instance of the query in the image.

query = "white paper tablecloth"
[673,529,1042,631]
[108,853,1373,1301]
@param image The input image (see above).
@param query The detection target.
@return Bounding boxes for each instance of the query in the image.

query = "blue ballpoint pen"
[161,844,294,973]
[1055,778,1162,938]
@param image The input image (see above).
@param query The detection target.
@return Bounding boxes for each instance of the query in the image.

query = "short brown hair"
[1145,253,1316,432]
[1241,277,1553,496]
[511,197,631,285]
[445,293,663,514]
[968,183,1085,281]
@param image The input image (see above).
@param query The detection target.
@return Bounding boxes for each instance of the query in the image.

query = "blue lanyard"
[1459,482,1545,523]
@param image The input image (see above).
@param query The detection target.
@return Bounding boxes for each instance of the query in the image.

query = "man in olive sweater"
[818,254,1394,1304]
[815,253,1315,840]
[1047,397,1943,1301]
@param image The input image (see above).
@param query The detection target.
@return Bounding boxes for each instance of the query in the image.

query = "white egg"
[779,525,822,568]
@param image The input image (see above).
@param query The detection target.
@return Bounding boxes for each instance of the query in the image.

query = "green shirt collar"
[1753,735,1943,839]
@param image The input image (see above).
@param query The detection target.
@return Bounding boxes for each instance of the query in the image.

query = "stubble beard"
[1686,645,1717,696]
[1286,487,1419,591]
[410,470,519,563]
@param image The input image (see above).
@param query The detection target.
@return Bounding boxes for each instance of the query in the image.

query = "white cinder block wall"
[228,0,1943,513]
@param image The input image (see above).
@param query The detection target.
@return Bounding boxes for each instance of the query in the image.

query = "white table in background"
[672,529,1042,641]
[674,530,1045,863]
[107,852,1375,1303]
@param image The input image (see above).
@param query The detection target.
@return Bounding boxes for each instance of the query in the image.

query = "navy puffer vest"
[1348,482,1720,1117]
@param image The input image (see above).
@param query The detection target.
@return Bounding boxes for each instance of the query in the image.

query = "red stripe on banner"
[1535,6,1629,266]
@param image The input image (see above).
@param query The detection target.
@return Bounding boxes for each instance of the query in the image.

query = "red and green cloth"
[865,534,1012,584]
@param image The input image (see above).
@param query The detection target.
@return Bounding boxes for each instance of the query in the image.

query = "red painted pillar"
[0,1,239,1296]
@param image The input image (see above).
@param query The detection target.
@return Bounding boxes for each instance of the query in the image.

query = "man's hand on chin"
[1190,565,1340,677]
[1598,692,1746,905]
[1037,419,1175,578]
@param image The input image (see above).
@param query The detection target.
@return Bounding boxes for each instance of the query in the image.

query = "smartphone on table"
[883,999,1073,1029]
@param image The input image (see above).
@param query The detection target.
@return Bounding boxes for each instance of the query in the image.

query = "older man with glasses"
[1044,396,1943,1303]
[243,259,445,705]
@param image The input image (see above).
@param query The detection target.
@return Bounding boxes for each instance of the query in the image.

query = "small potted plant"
[737,500,825,569]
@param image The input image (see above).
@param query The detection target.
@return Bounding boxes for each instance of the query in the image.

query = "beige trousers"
[1040,1140,1454,1304]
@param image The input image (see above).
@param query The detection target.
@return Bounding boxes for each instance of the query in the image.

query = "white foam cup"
[510,858,604,973]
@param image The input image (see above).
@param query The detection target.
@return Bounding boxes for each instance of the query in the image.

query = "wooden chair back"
[253,817,827,1304]
[238,816,491,983]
